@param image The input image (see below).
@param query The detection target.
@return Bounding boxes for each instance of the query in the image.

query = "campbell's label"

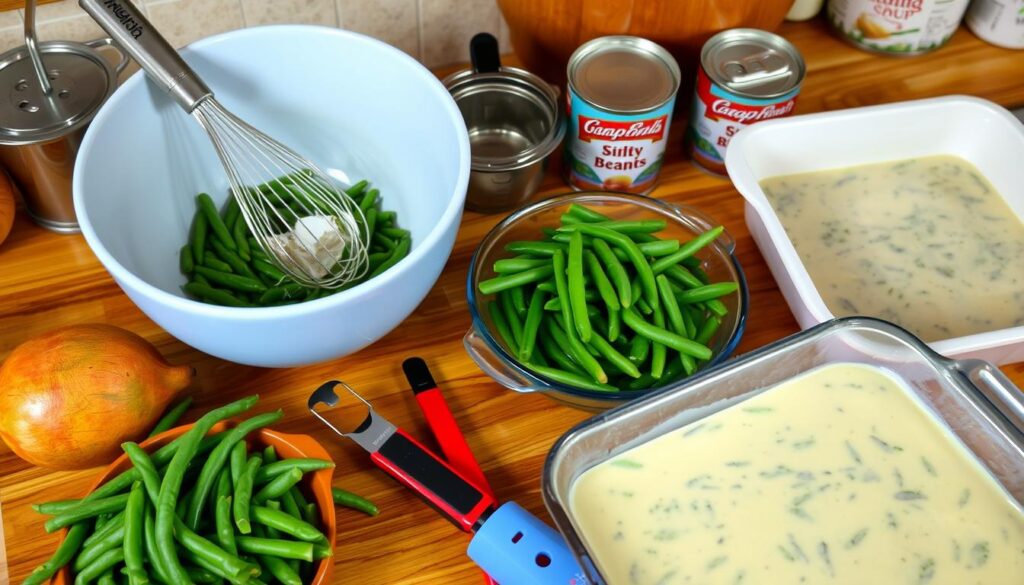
[686,66,801,175]
[564,88,676,193]
[827,0,971,54]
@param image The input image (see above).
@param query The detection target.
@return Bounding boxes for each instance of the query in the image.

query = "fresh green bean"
[493,258,549,273]
[622,308,713,360]
[592,238,631,308]
[173,518,259,582]
[180,244,195,274]
[538,327,585,376]
[31,499,82,515]
[627,373,658,390]
[608,307,621,342]
[706,298,729,317]
[663,264,703,289]
[695,315,722,347]
[252,258,286,283]
[628,334,651,365]
[81,511,125,551]
[211,240,257,279]
[197,193,236,251]
[21,523,88,585]
[498,290,524,348]
[229,441,248,487]
[191,208,207,265]
[148,397,193,438]
[674,282,738,304]
[192,266,266,294]
[372,231,396,250]
[589,219,666,234]
[587,331,640,379]
[122,443,161,506]
[143,507,171,584]
[525,363,617,392]
[564,224,658,309]
[215,494,237,556]
[368,236,411,278]
[183,282,251,307]
[519,287,545,362]
[254,459,334,485]
[73,547,124,585]
[477,265,555,295]
[536,280,555,293]
[650,306,667,379]
[330,487,379,517]
[649,226,724,274]
[44,494,129,533]
[503,241,567,256]
[280,489,302,520]
[233,217,251,262]
[508,285,527,316]
[657,275,686,338]
[487,300,516,350]
[251,506,325,542]
[234,455,263,534]
[566,203,611,223]
[584,249,620,313]
[681,353,697,375]
[263,445,278,465]
[186,410,284,531]
[567,230,592,342]
[552,250,607,383]
[359,188,379,213]
[559,212,584,225]
[74,521,126,572]
[184,565,222,584]
[345,179,369,197]
[254,468,303,503]
[237,536,314,562]
[203,256,234,273]
[379,226,409,240]
[156,396,259,583]
[223,195,241,226]
[123,482,147,585]
[97,569,116,585]
[258,554,302,585]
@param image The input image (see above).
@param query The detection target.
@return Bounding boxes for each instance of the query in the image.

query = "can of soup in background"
[564,36,680,194]
[965,0,1024,49]
[827,0,971,55]
[686,29,805,176]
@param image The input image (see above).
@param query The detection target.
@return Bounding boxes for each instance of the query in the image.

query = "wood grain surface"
[1,17,1023,585]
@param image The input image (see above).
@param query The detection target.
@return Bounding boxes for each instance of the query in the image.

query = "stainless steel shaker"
[443,34,564,214]
[0,0,126,233]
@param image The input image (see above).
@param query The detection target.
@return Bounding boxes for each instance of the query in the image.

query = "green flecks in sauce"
[760,156,1024,342]
[845,528,869,549]
[919,558,936,584]
[612,459,644,469]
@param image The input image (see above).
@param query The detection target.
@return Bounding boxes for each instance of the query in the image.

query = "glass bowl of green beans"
[464,192,748,411]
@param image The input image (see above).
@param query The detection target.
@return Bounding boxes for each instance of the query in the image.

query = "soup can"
[827,0,971,55]
[563,36,680,194]
[686,29,805,176]
[965,0,1024,49]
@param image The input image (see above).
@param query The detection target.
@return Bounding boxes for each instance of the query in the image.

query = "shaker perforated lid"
[0,41,116,145]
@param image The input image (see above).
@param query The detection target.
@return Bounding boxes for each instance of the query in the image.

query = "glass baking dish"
[542,317,1024,584]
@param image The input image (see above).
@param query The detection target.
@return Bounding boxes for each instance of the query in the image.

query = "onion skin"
[0,324,194,470]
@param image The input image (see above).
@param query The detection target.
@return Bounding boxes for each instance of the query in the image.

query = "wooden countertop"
[2,17,1023,585]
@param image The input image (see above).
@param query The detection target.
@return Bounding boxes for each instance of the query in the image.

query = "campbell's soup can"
[827,0,971,55]
[965,0,1024,49]
[686,29,805,176]
[564,36,680,193]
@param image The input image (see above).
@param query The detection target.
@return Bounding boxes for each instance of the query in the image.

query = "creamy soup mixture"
[569,363,1024,585]
[759,156,1024,341]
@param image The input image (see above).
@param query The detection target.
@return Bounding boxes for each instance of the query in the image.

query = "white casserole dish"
[725,95,1024,365]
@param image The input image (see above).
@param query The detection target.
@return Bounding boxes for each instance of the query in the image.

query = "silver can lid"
[0,41,116,146]
[700,28,806,99]
[568,36,680,114]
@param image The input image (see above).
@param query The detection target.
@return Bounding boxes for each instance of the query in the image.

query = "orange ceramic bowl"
[53,420,336,585]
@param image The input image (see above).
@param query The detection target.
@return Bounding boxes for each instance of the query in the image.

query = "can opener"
[308,381,586,584]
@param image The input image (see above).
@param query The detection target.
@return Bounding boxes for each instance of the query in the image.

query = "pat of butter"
[268,215,347,279]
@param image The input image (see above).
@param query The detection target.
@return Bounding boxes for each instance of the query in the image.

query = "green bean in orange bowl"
[30,397,340,585]
[465,192,748,411]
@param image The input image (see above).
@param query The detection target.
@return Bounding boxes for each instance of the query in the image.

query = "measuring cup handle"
[85,37,130,76]
[464,327,538,394]
[662,200,737,254]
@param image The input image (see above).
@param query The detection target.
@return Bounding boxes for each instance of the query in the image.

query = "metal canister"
[827,0,971,55]
[444,34,564,214]
[564,36,680,194]
[686,29,805,176]
[0,34,125,233]
[965,0,1024,49]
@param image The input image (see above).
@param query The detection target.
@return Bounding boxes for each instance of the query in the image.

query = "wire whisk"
[81,0,368,290]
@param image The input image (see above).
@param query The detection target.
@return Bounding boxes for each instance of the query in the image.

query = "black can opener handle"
[470,32,501,74]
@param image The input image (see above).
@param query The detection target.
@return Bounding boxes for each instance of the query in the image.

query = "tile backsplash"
[2,0,510,68]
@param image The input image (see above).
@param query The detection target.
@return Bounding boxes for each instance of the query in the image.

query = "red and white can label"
[564,88,676,193]
[687,66,800,175]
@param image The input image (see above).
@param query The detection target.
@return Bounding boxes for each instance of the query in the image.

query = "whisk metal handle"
[79,0,212,111]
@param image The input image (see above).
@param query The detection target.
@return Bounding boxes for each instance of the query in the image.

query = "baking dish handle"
[662,200,736,254]
[464,327,538,394]
[958,359,1024,430]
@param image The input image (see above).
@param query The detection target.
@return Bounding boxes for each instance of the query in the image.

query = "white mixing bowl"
[74,26,469,367]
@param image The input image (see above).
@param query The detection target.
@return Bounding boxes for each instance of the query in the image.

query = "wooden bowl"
[497,0,793,88]
[53,420,336,585]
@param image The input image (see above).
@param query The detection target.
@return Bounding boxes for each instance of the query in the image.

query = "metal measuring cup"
[0,0,127,233]
[443,33,564,214]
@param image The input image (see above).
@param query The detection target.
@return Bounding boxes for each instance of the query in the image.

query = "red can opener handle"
[308,381,496,532]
